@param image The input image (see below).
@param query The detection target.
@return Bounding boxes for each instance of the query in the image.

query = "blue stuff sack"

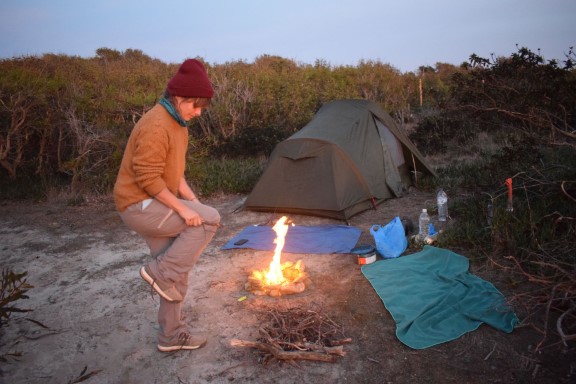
[370,216,407,259]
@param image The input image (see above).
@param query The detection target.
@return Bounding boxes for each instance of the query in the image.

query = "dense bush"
[1,50,416,197]
[188,157,265,197]
[411,47,576,153]
[1,46,574,196]
[0,51,173,195]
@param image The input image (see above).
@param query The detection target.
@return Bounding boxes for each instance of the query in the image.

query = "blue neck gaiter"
[159,97,187,127]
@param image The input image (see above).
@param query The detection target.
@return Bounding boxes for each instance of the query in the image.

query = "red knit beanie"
[167,59,214,98]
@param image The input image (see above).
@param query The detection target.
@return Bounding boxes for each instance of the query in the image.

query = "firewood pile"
[231,304,352,365]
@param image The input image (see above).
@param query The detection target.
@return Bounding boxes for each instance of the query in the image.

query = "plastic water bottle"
[419,209,430,241]
[437,189,448,222]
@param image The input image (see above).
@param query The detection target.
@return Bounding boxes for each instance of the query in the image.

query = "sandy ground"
[0,191,572,384]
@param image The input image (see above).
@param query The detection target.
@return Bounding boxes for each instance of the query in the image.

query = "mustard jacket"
[113,104,188,212]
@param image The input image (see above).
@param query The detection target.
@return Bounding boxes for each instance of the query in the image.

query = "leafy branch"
[0,268,33,326]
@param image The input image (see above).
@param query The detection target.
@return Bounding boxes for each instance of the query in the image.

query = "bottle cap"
[422,209,427,213]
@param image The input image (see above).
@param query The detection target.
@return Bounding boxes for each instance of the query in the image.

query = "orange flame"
[265,216,289,285]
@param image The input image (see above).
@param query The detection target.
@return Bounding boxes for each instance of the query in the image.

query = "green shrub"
[436,145,576,256]
[187,157,266,196]
[0,269,33,326]
[210,126,287,158]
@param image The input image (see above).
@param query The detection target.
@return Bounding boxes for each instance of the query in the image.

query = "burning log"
[244,216,313,297]
[245,260,311,297]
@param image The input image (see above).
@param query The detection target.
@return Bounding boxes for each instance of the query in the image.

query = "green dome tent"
[244,99,436,220]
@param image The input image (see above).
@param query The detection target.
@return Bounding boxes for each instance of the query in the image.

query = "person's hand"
[178,205,202,226]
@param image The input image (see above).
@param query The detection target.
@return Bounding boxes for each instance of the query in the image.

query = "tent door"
[375,118,406,196]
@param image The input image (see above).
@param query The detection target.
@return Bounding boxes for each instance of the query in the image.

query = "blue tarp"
[221,225,362,254]
[361,245,519,349]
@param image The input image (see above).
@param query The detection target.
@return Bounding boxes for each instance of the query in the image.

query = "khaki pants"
[119,199,220,344]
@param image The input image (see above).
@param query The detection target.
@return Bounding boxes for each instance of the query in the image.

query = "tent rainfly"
[244,99,436,220]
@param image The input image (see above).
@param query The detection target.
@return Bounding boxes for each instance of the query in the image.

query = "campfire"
[236,217,351,364]
[245,216,310,297]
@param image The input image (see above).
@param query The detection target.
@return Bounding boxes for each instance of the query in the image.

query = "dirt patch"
[0,192,572,383]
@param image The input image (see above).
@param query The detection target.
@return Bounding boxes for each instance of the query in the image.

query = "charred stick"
[230,339,338,363]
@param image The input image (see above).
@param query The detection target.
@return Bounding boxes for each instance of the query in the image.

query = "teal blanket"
[361,246,519,349]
